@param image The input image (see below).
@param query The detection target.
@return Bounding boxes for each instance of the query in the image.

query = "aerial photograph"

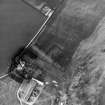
[0,0,105,105]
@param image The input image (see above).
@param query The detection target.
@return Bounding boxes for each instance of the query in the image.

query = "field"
[0,0,46,74]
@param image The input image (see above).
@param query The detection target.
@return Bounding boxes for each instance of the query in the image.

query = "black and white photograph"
[0,0,105,105]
